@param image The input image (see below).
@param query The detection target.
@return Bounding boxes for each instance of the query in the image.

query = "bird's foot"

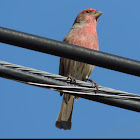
[60,76,76,97]
[86,78,98,93]
[67,75,76,84]
[67,75,79,99]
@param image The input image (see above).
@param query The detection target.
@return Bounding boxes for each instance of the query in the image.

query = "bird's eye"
[86,11,92,13]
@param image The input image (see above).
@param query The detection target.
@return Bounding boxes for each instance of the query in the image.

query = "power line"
[0,60,140,112]
[0,27,140,77]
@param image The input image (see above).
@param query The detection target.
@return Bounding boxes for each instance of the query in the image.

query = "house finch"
[55,8,102,130]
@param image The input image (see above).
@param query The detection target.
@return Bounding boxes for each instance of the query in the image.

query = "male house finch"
[55,8,102,130]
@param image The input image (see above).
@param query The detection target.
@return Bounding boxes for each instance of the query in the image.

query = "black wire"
[0,27,140,77]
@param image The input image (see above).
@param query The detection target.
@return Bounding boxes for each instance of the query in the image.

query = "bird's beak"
[93,10,102,20]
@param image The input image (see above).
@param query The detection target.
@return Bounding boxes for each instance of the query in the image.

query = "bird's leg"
[67,75,79,100]
[67,75,76,84]
[86,78,98,92]
[60,76,76,97]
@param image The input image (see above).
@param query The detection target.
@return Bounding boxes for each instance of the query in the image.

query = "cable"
[0,27,140,77]
[0,60,140,112]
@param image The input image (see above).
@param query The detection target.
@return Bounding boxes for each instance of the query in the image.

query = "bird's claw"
[67,75,76,84]
[86,78,98,93]
[67,76,79,99]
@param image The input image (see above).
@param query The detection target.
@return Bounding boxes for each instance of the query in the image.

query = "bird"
[55,8,102,130]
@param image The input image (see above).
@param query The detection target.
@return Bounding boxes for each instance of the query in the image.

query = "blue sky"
[0,0,140,138]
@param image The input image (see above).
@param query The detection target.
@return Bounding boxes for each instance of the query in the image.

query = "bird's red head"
[79,8,96,14]
[74,8,102,24]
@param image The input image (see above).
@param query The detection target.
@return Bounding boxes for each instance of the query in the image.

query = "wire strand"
[0,60,140,112]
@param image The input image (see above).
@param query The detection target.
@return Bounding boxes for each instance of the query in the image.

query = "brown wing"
[59,57,65,96]
[59,57,64,76]
[59,38,68,76]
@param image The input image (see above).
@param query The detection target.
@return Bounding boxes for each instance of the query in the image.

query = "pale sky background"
[0,0,140,138]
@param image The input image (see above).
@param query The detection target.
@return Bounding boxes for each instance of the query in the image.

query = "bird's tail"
[55,94,75,130]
